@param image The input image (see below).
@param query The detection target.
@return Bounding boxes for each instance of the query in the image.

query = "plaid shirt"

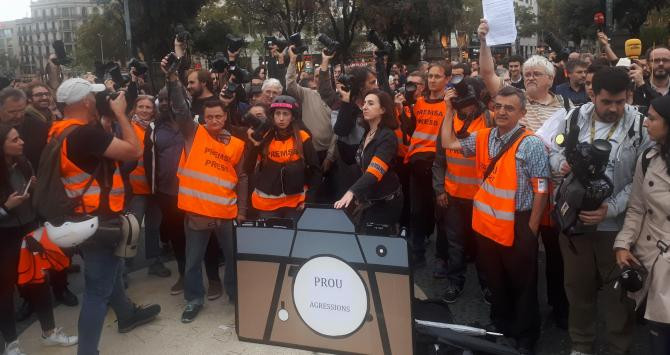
[460,124,550,211]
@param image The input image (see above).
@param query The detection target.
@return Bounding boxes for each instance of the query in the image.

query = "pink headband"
[271,102,295,109]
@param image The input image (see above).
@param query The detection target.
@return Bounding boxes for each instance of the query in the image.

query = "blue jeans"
[77,246,134,355]
[183,218,234,306]
[126,194,163,260]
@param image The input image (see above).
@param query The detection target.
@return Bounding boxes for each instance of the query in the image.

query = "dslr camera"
[226,33,246,53]
[51,40,71,65]
[265,35,288,51]
[397,82,418,106]
[221,82,238,99]
[448,75,479,110]
[175,24,191,43]
[554,114,615,235]
[242,111,273,141]
[128,58,148,76]
[288,33,308,55]
[317,33,340,56]
[211,52,229,73]
[367,30,394,56]
[337,73,354,92]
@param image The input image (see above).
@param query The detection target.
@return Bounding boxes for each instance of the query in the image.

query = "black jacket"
[347,127,400,201]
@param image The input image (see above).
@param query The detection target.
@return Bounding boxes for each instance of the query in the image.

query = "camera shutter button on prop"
[376,245,387,257]
[278,301,289,322]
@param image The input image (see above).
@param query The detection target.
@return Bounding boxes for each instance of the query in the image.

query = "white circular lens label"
[293,256,368,337]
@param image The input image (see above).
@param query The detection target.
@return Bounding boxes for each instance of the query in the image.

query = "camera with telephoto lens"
[398,82,418,106]
[337,73,354,92]
[221,82,238,99]
[51,40,71,65]
[554,119,615,236]
[367,30,394,56]
[211,52,229,73]
[226,33,245,53]
[128,58,148,76]
[288,33,308,55]
[242,111,273,141]
[265,36,288,51]
[317,33,340,56]
[95,90,121,118]
[449,75,479,110]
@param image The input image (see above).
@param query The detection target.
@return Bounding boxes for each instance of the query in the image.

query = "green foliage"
[223,0,316,39]
[515,3,539,38]
[75,13,126,69]
[314,0,364,64]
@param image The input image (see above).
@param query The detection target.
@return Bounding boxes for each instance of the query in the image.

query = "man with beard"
[554,60,589,105]
[633,47,670,107]
[0,88,48,169]
[507,55,524,90]
[25,83,59,124]
[186,69,216,122]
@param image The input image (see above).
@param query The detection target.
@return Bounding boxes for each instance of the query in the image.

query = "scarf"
[131,115,151,130]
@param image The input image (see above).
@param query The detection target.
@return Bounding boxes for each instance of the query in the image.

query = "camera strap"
[482,127,527,182]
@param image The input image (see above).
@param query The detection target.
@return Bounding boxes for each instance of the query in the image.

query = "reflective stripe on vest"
[50,119,125,214]
[404,98,447,163]
[129,123,150,195]
[251,130,310,212]
[177,125,244,219]
[471,128,532,246]
[444,114,488,199]
[394,106,410,158]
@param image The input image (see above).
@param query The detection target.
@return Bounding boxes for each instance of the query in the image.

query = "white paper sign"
[483,0,517,46]
[293,256,368,337]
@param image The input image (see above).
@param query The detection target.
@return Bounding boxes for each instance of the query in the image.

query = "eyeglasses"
[523,71,546,79]
[494,104,518,113]
[651,58,670,64]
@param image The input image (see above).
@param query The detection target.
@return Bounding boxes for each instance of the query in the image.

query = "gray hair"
[261,78,283,93]
[0,87,27,108]
[497,86,526,111]
[523,55,555,78]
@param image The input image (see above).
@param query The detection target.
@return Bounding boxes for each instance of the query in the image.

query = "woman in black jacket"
[334,90,402,229]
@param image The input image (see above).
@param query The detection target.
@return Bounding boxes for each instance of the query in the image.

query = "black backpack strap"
[482,128,527,182]
[641,147,654,177]
[560,94,571,112]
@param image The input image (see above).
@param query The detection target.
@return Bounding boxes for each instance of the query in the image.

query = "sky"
[1,0,32,22]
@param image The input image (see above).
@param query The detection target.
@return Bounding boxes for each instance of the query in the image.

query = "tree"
[515,3,539,38]
[613,0,669,36]
[75,13,126,69]
[192,2,236,56]
[224,0,316,39]
[314,0,365,63]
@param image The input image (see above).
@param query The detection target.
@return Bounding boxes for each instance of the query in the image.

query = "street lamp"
[97,33,104,62]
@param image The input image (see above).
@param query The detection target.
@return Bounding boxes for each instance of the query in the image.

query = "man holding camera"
[50,78,161,354]
[441,86,550,354]
[432,77,493,303]
[547,67,651,355]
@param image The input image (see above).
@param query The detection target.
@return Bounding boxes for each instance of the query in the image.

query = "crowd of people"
[0,18,669,355]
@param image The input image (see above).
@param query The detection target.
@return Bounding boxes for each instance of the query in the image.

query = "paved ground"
[9,232,651,354]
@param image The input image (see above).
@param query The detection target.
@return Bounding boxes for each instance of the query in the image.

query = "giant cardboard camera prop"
[235,207,413,354]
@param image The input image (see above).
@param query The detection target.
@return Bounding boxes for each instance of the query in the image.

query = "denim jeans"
[183,218,234,306]
[77,245,134,355]
[125,194,163,260]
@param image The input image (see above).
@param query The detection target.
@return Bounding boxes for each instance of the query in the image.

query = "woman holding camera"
[334,90,401,229]
[614,95,670,355]
[0,124,77,355]
[249,96,321,219]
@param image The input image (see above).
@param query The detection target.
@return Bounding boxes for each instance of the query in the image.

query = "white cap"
[56,78,106,104]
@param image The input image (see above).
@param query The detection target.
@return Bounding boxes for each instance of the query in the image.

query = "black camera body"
[242,112,272,141]
[164,52,181,73]
[400,82,417,106]
[211,52,229,73]
[337,73,354,92]
[367,30,394,56]
[222,82,239,99]
[449,75,479,110]
[265,36,288,51]
[95,90,120,118]
[51,40,71,66]
[615,266,646,293]
[226,33,245,53]
[175,24,191,43]
[128,58,148,76]
[288,33,308,55]
[317,33,340,56]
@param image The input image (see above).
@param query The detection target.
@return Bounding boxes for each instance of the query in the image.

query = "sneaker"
[118,304,161,333]
[207,280,222,300]
[432,259,448,279]
[148,261,172,278]
[3,340,26,355]
[481,287,493,305]
[15,300,33,322]
[54,288,79,307]
[170,276,184,295]
[442,284,464,303]
[181,304,202,323]
[41,327,78,347]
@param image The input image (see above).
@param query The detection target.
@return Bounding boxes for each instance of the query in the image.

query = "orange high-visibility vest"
[252,130,310,211]
[394,106,410,159]
[129,122,150,195]
[17,227,70,286]
[404,97,447,163]
[472,128,532,246]
[50,119,125,214]
[444,113,489,200]
[177,125,245,219]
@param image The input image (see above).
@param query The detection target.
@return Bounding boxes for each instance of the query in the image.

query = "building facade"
[514,0,538,58]
[16,0,103,75]
[0,20,19,75]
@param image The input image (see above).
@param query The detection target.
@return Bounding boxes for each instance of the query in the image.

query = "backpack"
[32,126,95,223]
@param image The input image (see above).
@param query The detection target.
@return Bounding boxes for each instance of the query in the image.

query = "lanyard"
[590,117,619,143]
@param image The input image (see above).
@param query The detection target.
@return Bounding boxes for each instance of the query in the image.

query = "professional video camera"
[317,33,340,56]
[242,111,273,141]
[226,33,246,53]
[128,58,148,76]
[448,75,480,110]
[554,113,615,235]
[265,35,288,51]
[51,40,71,65]
[367,30,394,56]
